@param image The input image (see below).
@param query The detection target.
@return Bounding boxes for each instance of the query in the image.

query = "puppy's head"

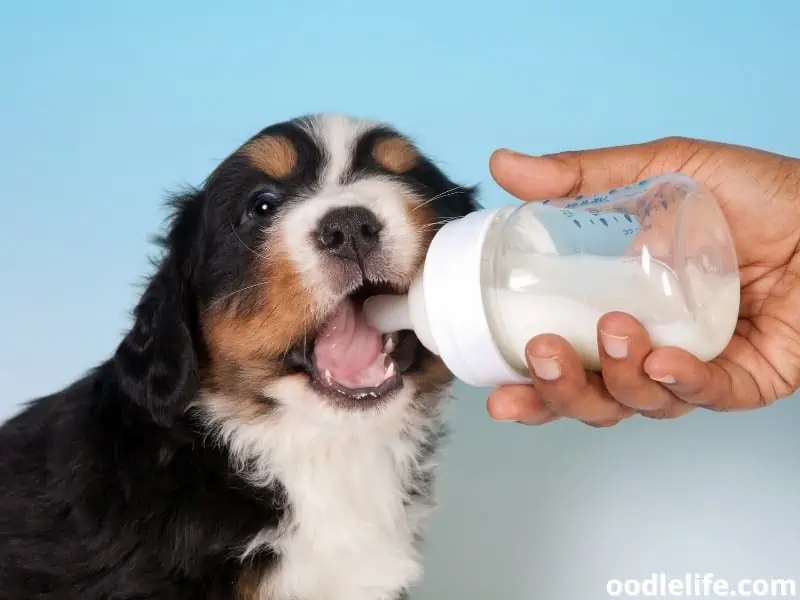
[112,114,479,427]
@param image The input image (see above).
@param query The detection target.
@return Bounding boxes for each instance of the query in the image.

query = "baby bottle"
[364,173,741,388]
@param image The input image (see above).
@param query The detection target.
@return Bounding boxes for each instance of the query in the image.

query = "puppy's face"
[189,114,477,423]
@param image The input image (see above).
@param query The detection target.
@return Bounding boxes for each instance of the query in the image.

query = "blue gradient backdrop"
[2,1,799,598]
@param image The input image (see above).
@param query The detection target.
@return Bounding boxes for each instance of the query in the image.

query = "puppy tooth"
[383,333,397,354]
[385,362,396,378]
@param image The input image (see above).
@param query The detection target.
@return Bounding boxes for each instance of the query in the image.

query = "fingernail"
[650,374,677,385]
[600,331,629,359]
[529,356,561,381]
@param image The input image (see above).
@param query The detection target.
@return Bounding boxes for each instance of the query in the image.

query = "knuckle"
[704,397,739,412]
[659,135,688,145]
[602,370,662,409]
[672,379,711,403]
[550,149,580,163]
[620,395,668,411]
[534,376,579,409]
[539,390,579,415]
[543,393,599,421]
[655,135,694,151]
[603,371,645,398]
[688,386,731,409]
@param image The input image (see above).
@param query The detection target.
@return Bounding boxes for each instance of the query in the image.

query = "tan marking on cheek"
[204,252,316,363]
[243,135,298,179]
[257,251,318,353]
[372,136,419,174]
[202,245,318,401]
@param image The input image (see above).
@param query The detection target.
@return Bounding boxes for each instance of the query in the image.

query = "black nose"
[316,206,383,262]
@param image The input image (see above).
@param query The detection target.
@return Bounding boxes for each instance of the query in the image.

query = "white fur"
[301,113,376,185]
[202,376,445,600]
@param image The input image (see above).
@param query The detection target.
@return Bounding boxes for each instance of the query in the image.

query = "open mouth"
[287,285,422,407]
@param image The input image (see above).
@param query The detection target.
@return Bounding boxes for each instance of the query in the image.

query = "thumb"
[489,138,685,202]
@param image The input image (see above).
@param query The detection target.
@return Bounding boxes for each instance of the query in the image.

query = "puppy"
[0,113,479,600]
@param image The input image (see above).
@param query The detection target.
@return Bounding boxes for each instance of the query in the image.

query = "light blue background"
[2,1,799,598]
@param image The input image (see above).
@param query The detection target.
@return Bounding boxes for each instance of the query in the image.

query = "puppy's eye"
[249,191,279,219]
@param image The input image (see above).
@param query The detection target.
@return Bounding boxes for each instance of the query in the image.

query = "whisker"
[208,270,289,308]
[411,190,462,213]
[418,216,463,232]
[422,217,461,226]
[210,281,273,307]
[411,186,465,213]
[429,185,465,201]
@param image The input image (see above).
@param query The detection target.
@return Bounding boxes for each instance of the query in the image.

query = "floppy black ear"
[111,191,204,427]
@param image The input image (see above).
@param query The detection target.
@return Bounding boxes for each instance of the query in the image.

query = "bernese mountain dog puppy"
[0,113,479,600]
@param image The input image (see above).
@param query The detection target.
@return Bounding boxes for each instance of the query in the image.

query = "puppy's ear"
[111,191,205,427]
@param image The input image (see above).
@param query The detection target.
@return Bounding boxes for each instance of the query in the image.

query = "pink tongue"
[313,299,388,388]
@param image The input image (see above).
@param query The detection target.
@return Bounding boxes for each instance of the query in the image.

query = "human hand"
[486,137,800,427]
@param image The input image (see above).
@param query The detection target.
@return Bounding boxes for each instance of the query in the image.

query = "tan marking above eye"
[371,136,419,174]
[243,135,298,180]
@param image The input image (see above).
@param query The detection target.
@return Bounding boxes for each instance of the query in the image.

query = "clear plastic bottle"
[363,173,740,388]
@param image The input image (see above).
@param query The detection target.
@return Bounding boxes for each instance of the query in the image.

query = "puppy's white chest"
[267,499,420,600]
[253,418,427,600]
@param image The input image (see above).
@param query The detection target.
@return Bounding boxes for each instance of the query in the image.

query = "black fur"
[112,191,206,428]
[0,116,479,600]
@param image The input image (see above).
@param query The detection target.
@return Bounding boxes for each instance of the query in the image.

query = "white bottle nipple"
[363,295,412,334]
[363,272,441,356]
